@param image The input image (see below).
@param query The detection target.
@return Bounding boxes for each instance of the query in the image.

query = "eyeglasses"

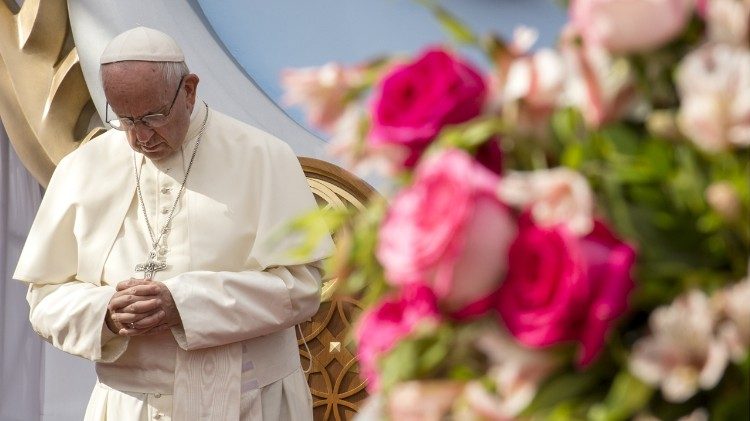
[105,75,186,131]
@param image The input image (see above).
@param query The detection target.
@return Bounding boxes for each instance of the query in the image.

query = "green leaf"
[561,143,585,169]
[588,371,653,421]
[415,0,478,45]
[524,370,600,414]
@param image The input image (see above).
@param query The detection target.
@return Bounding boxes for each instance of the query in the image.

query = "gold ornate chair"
[1,2,372,418]
[298,158,373,420]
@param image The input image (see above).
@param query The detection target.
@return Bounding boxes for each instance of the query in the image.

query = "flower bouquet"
[282,0,750,419]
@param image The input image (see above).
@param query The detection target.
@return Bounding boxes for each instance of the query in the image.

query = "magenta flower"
[355,285,441,392]
[369,48,487,168]
[496,216,635,366]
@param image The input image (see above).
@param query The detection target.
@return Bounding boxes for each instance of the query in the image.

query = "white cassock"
[13,102,333,420]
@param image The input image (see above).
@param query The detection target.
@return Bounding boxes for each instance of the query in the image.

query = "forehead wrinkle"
[103,63,172,118]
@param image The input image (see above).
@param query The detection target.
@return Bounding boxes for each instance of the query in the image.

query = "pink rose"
[377,149,516,313]
[355,285,441,392]
[369,48,487,167]
[496,217,635,366]
[570,0,694,53]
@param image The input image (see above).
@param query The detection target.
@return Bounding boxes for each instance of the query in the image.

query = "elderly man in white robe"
[13,27,332,420]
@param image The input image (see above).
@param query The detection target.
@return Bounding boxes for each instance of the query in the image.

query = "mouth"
[140,143,164,153]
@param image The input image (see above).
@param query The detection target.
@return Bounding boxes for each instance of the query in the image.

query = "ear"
[183,73,200,111]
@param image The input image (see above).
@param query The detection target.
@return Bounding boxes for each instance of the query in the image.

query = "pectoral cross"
[135,251,167,278]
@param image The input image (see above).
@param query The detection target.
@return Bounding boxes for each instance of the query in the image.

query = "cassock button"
[160,208,169,215]
[160,187,171,194]
[154,393,162,398]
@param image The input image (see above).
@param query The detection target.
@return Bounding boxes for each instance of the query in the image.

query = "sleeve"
[26,282,129,362]
[163,263,323,350]
[15,150,129,362]
[13,154,78,284]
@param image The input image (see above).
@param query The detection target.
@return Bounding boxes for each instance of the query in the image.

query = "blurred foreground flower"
[355,285,441,392]
[281,63,364,130]
[458,329,558,420]
[569,0,694,54]
[377,149,516,313]
[499,167,594,235]
[497,218,636,366]
[369,48,487,168]
[714,277,750,362]
[676,44,750,152]
[629,290,729,402]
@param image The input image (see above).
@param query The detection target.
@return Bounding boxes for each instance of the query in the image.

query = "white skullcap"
[100,27,185,64]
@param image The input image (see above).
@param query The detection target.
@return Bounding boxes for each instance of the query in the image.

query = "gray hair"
[100,60,190,101]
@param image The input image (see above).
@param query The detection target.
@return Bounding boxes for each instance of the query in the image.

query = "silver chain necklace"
[133,102,209,278]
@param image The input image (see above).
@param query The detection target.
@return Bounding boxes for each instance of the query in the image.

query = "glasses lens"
[142,114,169,128]
[108,119,132,131]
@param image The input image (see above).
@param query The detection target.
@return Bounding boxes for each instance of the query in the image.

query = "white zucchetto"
[100,27,185,64]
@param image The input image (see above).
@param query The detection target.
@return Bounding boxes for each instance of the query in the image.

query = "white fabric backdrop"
[0,119,43,420]
[0,121,97,421]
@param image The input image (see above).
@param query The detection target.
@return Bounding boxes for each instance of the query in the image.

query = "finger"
[120,298,162,314]
[132,310,166,330]
[120,323,169,337]
[108,292,158,312]
[118,315,164,336]
[114,284,160,298]
[111,309,160,324]
[141,323,171,335]
[116,278,153,291]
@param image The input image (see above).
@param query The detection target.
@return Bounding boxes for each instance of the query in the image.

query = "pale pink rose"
[705,181,742,220]
[560,27,637,128]
[327,106,404,177]
[505,49,567,109]
[355,285,441,392]
[714,278,750,362]
[677,44,750,152]
[510,26,540,55]
[377,149,517,313]
[570,0,694,53]
[496,217,636,366]
[705,0,750,46]
[353,395,385,421]
[629,290,730,402]
[387,381,464,421]
[500,48,568,130]
[281,63,363,130]
[458,329,558,420]
[369,48,487,168]
[498,168,594,236]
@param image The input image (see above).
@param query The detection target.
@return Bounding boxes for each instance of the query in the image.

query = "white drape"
[0,119,43,420]
[0,121,97,421]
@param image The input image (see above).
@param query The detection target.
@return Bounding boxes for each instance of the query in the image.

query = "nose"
[132,123,155,144]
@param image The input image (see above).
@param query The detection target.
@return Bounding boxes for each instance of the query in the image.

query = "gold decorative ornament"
[0,0,101,187]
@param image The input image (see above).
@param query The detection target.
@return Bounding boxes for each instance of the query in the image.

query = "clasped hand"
[105,278,181,336]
